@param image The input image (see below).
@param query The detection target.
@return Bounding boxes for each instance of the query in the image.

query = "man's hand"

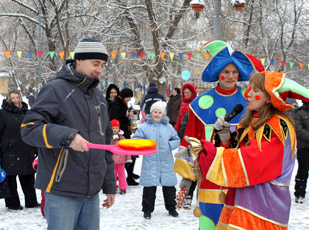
[69,133,89,152]
[102,194,115,209]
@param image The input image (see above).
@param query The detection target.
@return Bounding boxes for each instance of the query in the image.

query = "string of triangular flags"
[1,50,308,70]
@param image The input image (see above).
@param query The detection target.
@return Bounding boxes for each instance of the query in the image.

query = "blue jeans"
[44,192,100,230]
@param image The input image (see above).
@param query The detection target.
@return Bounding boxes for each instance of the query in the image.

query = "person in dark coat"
[109,88,139,185]
[28,93,35,108]
[293,101,309,204]
[167,88,181,127]
[140,82,166,115]
[21,38,116,230]
[105,83,120,110]
[0,90,39,210]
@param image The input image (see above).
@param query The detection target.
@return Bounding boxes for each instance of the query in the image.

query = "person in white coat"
[133,101,180,220]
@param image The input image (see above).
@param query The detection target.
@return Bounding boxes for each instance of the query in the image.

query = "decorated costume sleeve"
[173,158,196,181]
[180,109,205,147]
[205,133,285,188]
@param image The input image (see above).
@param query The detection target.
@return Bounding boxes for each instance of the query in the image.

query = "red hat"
[245,54,265,73]
[110,119,120,132]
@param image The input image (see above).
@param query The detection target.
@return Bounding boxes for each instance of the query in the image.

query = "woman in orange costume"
[195,71,309,229]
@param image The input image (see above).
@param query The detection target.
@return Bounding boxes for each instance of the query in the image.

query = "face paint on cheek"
[220,76,225,81]
[255,95,261,101]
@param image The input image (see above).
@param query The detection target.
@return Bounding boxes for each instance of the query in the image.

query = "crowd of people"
[0,38,309,230]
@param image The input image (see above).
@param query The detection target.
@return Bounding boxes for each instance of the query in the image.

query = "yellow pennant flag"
[121,52,126,59]
[160,53,165,60]
[169,53,174,60]
[260,58,266,65]
[59,51,65,60]
[16,51,22,58]
[5,50,10,59]
[110,52,116,59]
[70,52,75,59]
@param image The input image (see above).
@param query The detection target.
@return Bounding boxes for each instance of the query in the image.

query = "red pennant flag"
[38,51,43,58]
[187,53,192,60]
[280,61,285,67]
[140,52,145,59]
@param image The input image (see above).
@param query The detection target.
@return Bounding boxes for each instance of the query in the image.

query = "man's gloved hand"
[179,178,192,193]
[214,116,231,142]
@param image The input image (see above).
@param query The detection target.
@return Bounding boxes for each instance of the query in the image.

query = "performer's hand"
[102,194,115,209]
[179,178,192,194]
[175,147,190,158]
[217,128,231,143]
[175,136,192,159]
[214,116,230,131]
[214,116,231,143]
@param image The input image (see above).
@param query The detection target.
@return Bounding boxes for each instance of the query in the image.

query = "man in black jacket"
[293,101,309,204]
[140,82,166,115]
[21,38,115,230]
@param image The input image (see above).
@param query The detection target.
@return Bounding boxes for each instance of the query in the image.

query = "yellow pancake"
[117,139,157,151]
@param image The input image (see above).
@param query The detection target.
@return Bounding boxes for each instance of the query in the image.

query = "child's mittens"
[113,134,119,140]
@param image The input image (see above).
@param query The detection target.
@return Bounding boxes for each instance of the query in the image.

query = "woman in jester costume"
[174,40,264,229]
[195,71,309,229]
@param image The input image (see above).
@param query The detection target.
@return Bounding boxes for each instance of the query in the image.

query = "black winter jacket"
[109,96,131,139]
[140,88,166,114]
[21,61,115,198]
[167,94,182,124]
[293,102,309,149]
[0,100,36,175]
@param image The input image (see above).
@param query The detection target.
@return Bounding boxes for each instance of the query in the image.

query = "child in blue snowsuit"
[133,101,180,219]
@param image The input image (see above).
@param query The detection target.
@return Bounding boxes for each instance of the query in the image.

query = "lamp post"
[38,6,42,91]
[213,0,222,40]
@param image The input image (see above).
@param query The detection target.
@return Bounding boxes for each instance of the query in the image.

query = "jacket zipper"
[96,106,104,136]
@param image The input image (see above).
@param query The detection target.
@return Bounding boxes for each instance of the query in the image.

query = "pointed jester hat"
[201,40,259,82]
[245,71,309,112]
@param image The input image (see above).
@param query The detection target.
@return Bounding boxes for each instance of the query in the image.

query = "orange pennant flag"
[299,62,303,68]
[110,52,116,59]
[160,53,165,60]
[5,50,10,59]
[59,51,65,60]
[204,52,209,60]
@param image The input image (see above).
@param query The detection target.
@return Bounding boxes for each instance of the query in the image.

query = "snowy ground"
[0,155,308,230]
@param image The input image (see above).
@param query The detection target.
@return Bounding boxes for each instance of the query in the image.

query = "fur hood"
[145,114,169,124]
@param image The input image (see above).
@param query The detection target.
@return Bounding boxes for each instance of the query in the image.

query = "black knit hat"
[174,88,181,95]
[74,38,108,61]
[120,88,133,98]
